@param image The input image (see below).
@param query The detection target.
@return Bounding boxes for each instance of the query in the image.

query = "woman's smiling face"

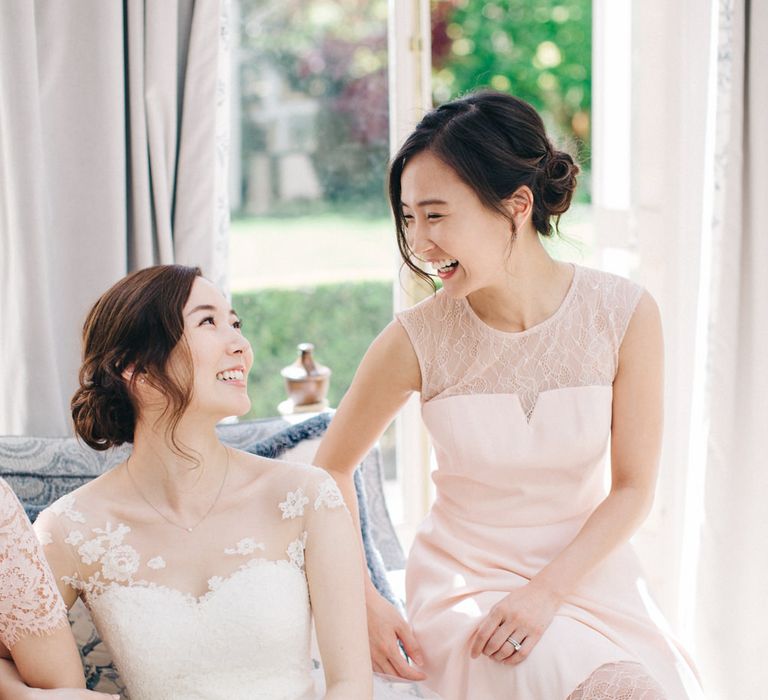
[399,150,515,298]
[176,277,254,420]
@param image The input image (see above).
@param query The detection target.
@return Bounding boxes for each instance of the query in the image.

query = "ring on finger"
[504,636,523,652]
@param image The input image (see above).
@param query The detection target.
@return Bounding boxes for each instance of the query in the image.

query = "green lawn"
[229,214,395,291]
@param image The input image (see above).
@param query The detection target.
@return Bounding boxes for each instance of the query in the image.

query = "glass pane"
[231,0,392,416]
[229,0,397,482]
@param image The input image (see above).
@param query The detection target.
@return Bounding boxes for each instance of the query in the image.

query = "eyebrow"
[401,199,449,209]
[185,304,239,317]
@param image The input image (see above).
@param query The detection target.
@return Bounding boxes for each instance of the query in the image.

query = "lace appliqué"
[49,493,86,523]
[224,538,266,556]
[566,661,667,700]
[61,519,278,604]
[63,521,142,596]
[279,488,309,519]
[0,481,69,647]
[207,574,226,591]
[286,532,308,570]
[398,266,644,422]
[64,530,84,546]
[314,478,345,510]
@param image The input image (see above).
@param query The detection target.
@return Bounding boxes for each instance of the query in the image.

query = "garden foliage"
[234,281,393,418]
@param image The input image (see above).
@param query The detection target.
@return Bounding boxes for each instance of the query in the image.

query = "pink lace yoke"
[397,264,644,420]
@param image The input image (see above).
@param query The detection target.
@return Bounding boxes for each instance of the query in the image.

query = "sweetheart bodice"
[89,560,315,700]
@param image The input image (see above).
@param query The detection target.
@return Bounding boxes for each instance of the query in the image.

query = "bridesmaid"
[0,477,117,699]
[314,90,704,699]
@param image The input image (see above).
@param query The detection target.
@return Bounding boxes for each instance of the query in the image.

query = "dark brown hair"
[388,90,579,288]
[71,264,202,451]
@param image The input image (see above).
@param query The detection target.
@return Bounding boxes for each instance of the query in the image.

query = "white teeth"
[216,369,244,382]
[430,258,458,272]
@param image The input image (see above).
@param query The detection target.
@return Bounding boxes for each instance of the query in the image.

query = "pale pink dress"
[0,477,69,649]
[397,265,703,700]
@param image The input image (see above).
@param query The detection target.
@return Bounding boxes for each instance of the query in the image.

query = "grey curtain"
[0,0,230,436]
[693,0,768,695]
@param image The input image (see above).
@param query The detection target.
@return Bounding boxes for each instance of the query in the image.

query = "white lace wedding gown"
[36,461,435,700]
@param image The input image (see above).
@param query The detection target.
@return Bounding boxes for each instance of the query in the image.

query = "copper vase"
[280,343,331,408]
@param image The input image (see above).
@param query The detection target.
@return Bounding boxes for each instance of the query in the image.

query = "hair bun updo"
[539,149,579,218]
[71,363,136,451]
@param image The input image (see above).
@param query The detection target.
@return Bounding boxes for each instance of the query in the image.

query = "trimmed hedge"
[233,281,393,419]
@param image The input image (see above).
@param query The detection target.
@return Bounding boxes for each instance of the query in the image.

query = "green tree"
[431,0,591,195]
[238,0,390,213]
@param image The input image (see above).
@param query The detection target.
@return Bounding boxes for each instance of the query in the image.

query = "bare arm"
[313,319,425,679]
[533,290,664,598]
[0,657,117,700]
[305,474,374,699]
[315,319,421,477]
[1,629,84,691]
[472,291,665,663]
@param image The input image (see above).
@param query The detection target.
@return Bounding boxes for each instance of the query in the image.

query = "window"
[229,0,401,513]
[229,0,598,549]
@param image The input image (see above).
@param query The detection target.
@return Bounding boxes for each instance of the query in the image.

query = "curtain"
[0,0,230,436]
[690,0,768,695]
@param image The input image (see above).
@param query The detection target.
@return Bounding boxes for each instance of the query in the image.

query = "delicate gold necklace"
[125,447,230,533]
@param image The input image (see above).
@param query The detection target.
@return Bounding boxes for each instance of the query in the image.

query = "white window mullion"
[592,0,633,274]
[389,0,434,548]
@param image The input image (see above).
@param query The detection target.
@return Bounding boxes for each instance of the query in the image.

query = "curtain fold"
[692,0,768,695]
[0,0,229,436]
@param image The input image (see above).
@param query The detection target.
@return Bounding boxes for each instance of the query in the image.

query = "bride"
[0,264,431,700]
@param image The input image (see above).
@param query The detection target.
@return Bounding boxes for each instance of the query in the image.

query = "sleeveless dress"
[396,265,703,700]
[35,461,439,700]
[0,477,69,649]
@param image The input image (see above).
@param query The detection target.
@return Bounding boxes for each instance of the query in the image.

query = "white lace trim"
[49,492,86,523]
[279,488,309,519]
[397,266,644,421]
[287,532,308,570]
[37,530,54,547]
[0,480,69,647]
[225,538,266,556]
[59,517,311,602]
[70,557,305,608]
[566,661,667,700]
[314,478,345,510]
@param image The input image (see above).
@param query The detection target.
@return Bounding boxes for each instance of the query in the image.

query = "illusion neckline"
[460,263,579,338]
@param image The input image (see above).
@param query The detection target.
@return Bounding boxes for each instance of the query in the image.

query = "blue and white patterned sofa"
[0,413,405,695]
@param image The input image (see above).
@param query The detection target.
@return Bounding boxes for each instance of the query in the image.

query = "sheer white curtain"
[687,1,768,695]
[612,1,767,697]
[0,0,230,436]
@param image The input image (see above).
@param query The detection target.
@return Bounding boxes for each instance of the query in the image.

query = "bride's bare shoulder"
[229,448,332,495]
